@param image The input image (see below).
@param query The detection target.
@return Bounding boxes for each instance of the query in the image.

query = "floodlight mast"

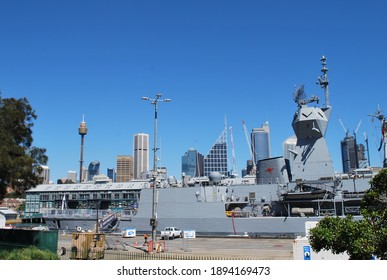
[141,93,172,244]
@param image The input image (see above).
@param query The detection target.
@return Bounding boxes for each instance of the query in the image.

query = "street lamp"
[141,94,172,243]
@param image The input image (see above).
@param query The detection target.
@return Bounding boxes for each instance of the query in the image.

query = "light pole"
[142,94,171,243]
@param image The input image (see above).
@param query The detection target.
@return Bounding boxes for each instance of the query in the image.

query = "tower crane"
[242,120,256,175]
[229,126,238,177]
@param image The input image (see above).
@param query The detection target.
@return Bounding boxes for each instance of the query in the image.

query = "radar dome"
[209,172,222,183]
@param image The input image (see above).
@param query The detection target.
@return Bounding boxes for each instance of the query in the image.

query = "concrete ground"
[59,233,294,260]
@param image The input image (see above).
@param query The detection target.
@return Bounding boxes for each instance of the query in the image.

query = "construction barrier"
[147,241,166,253]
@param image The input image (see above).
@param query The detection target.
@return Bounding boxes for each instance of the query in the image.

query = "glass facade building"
[204,127,228,177]
[182,148,204,177]
[87,160,100,181]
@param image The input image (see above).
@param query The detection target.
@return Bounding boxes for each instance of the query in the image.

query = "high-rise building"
[81,166,88,183]
[204,127,228,177]
[341,134,367,173]
[107,168,116,182]
[182,148,204,177]
[87,160,100,181]
[251,121,270,163]
[116,155,134,182]
[283,135,297,181]
[39,165,50,184]
[67,170,77,183]
[134,133,149,179]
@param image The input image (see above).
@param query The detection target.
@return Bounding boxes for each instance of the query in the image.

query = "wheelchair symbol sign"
[303,246,311,260]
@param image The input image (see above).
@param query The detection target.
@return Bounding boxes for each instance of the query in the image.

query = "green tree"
[309,169,387,259]
[0,95,48,199]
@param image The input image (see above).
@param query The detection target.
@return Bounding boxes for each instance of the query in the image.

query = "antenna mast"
[317,56,330,107]
[369,107,387,168]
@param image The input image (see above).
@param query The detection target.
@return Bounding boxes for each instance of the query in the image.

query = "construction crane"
[229,126,238,177]
[242,120,256,175]
[339,118,350,137]
[364,131,371,166]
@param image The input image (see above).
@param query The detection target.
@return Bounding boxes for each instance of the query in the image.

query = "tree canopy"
[309,169,387,260]
[0,95,48,199]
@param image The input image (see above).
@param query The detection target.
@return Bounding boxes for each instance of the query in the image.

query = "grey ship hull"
[44,178,369,237]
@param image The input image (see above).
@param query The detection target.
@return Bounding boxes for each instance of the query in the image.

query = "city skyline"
[1,1,386,182]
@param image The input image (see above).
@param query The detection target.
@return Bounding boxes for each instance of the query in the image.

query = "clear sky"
[0,0,386,182]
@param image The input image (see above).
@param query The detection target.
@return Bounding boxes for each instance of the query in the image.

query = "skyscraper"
[67,170,77,183]
[39,165,50,184]
[116,155,134,182]
[251,121,270,163]
[134,133,149,179]
[341,134,367,173]
[87,160,100,181]
[107,168,116,182]
[204,127,228,177]
[182,148,204,177]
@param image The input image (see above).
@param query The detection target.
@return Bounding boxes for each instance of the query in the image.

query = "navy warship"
[25,57,382,237]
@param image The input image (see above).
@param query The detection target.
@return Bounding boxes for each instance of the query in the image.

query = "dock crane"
[242,120,256,175]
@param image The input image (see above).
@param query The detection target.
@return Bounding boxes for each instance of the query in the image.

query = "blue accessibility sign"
[303,246,311,260]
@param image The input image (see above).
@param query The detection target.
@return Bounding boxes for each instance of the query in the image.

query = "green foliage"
[0,246,59,260]
[309,169,387,259]
[0,95,48,199]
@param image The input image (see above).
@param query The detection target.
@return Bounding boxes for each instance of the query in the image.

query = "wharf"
[58,233,293,260]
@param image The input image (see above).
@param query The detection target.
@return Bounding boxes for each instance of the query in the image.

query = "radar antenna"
[293,84,319,107]
[369,106,387,167]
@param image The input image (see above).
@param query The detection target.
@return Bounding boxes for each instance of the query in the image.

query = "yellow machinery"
[70,232,105,260]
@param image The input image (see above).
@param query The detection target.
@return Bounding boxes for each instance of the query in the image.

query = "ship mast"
[369,106,387,168]
[317,56,330,108]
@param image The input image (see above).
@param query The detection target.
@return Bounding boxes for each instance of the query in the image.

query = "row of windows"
[28,191,140,202]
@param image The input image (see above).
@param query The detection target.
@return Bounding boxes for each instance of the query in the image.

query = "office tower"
[204,127,228,177]
[134,133,149,179]
[341,134,367,173]
[116,155,134,182]
[81,166,88,183]
[283,135,297,180]
[182,148,204,177]
[107,168,116,182]
[251,121,270,163]
[88,160,100,181]
[67,170,77,183]
[39,165,50,184]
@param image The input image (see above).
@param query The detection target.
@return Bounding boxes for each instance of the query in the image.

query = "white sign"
[183,230,196,239]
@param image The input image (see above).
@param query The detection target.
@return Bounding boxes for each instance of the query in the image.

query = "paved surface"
[59,234,294,260]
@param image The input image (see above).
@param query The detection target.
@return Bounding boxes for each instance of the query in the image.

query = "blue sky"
[0,0,386,182]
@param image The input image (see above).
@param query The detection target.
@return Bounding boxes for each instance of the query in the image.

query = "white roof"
[26,180,150,193]
[0,208,18,215]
